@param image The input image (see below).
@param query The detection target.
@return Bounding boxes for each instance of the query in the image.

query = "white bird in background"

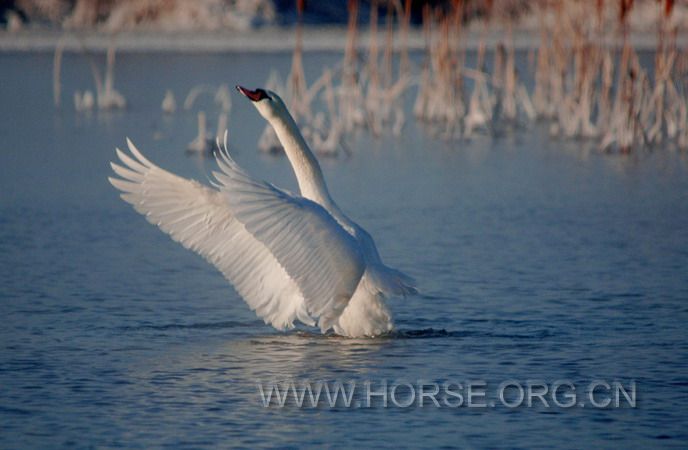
[109,86,416,337]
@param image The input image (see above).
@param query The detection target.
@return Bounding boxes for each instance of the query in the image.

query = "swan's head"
[236,85,287,121]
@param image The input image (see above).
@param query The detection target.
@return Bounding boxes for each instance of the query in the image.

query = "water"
[1,51,688,449]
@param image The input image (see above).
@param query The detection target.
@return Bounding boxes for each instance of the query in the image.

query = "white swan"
[109,86,416,337]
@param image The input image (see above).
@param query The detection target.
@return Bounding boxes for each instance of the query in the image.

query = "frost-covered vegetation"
[9,0,275,30]
[36,0,688,155]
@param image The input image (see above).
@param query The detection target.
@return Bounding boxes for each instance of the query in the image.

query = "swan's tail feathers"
[367,265,418,298]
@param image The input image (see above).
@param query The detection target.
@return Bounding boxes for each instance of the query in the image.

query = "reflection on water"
[1,52,687,448]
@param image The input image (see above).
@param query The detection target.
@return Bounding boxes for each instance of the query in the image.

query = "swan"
[109,86,416,337]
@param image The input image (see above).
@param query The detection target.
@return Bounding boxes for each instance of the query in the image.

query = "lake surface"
[1,51,687,449]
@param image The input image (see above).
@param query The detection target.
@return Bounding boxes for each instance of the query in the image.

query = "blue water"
[1,51,688,449]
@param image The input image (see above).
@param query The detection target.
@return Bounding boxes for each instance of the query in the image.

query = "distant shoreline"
[1,27,685,52]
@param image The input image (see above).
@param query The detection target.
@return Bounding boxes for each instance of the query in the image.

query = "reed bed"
[50,0,687,154]
[533,0,688,152]
[260,0,686,155]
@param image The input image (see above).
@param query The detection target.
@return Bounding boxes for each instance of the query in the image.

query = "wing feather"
[211,145,365,330]
[109,140,312,330]
[109,139,365,332]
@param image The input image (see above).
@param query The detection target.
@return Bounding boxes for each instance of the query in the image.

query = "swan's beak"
[236,85,268,102]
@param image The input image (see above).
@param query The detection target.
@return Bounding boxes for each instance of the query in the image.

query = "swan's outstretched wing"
[211,143,365,330]
[109,139,364,332]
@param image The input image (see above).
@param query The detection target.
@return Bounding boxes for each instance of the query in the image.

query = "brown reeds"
[257,0,687,153]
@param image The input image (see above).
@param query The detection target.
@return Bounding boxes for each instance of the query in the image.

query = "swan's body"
[109,87,415,337]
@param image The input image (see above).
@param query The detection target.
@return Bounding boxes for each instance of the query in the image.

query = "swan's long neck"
[270,112,333,207]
